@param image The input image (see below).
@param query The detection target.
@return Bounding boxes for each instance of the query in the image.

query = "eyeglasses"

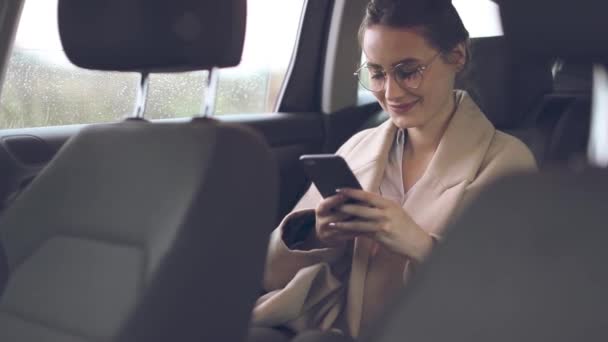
[354,52,441,93]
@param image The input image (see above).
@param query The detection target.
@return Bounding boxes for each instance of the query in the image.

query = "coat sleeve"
[262,200,348,291]
[254,182,352,331]
[262,129,373,291]
[253,130,374,331]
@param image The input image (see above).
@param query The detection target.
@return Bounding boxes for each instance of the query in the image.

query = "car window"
[0,0,305,129]
[452,0,503,38]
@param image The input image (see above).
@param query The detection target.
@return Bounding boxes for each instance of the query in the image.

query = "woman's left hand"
[330,188,434,263]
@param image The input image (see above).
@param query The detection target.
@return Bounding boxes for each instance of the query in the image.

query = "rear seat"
[454,36,562,165]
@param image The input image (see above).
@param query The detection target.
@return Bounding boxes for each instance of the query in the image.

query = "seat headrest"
[456,36,553,129]
[500,0,608,62]
[553,62,592,95]
[58,0,246,72]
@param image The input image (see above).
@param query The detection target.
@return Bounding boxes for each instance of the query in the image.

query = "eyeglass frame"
[354,52,442,93]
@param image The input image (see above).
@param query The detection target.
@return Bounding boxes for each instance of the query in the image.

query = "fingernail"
[329,222,337,227]
[335,188,343,193]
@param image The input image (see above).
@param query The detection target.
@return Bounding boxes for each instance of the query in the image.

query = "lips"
[388,100,419,114]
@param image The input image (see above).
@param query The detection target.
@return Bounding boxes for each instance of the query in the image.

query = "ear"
[449,42,467,71]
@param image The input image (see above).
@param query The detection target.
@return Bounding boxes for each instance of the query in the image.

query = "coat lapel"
[403,91,496,236]
[343,118,397,192]
[340,119,396,337]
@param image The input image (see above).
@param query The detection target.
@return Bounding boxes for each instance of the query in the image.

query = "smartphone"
[299,154,362,199]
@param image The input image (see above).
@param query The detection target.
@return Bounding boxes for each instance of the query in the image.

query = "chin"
[389,112,425,130]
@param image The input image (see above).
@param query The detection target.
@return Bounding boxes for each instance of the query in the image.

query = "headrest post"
[201,67,220,117]
[133,72,150,118]
[589,64,608,168]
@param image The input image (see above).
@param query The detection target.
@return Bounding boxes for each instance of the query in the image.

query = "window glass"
[144,72,208,120]
[453,0,503,38]
[146,0,304,119]
[0,0,138,129]
[0,0,305,128]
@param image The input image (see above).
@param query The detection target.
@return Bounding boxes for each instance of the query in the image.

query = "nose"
[384,73,406,101]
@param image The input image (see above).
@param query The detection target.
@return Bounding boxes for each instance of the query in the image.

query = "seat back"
[456,36,557,164]
[457,36,554,131]
[543,63,593,165]
[0,120,278,342]
[366,169,608,342]
[0,0,279,341]
[457,37,596,168]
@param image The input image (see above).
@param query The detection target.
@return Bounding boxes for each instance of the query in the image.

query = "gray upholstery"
[544,63,592,164]
[456,36,553,129]
[0,119,278,341]
[364,169,608,342]
[59,0,247,72]
[554,63,592,95]
[511,62,591,166]
[500,0,608,63]
[545,98,591,164]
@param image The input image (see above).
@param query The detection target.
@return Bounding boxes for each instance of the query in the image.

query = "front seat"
[0,0,278,341]
[361,168,608,342]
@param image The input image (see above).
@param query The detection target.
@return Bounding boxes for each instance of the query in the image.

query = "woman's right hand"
[313,194,362,248]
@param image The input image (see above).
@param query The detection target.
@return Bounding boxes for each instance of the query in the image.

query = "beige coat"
[252,91,537,337]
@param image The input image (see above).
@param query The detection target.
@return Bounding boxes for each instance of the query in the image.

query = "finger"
[319,212,351,225]
[321,229,367,244]
[338,204,384,220]
[317,194,349,216]
[324,230,362,241]
[336,188,389,209]
[329,220,380,233]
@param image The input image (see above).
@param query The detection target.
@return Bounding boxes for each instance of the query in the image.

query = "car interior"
[0,0,605,341]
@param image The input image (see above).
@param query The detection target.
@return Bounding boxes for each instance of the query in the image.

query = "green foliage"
[0,50,282,129]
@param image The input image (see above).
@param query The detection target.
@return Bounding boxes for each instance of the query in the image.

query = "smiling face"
[362,25,464,130]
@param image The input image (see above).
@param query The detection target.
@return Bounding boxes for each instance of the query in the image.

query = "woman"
[251,0,536,340]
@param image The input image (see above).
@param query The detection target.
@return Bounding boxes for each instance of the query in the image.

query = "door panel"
[0,143,44,213]
[321,101,383,153]
[2,135,54,165]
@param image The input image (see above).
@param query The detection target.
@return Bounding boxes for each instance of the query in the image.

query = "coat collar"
[348,90,496,193]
